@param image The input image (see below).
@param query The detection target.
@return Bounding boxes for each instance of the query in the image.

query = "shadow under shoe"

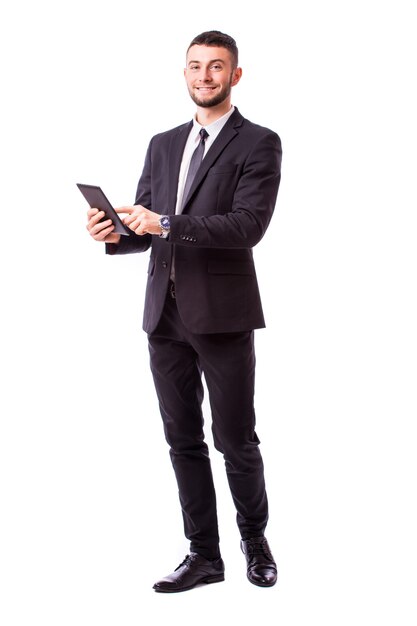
[153,552,225,593]
[241,536,277,587]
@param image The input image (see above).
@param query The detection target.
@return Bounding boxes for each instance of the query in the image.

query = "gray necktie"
[180,128,209,211]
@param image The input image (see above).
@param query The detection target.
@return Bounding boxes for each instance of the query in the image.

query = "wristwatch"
[159,215,171,239]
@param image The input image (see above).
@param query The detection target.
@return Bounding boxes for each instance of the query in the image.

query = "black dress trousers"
[148,290,269,560]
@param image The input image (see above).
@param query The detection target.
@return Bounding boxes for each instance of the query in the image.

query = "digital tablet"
[77,183,131,236]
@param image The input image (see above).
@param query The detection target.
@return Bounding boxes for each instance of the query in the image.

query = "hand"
[86,208,121,244]
[118,205,162,236]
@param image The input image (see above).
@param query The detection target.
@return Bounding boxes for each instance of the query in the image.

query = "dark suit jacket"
[107,108,282,334]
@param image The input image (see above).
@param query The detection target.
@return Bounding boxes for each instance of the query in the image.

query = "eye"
[189,64,200,71]
[211,64,223,71]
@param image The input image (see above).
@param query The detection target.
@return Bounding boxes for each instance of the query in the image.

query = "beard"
[188,74,233,108]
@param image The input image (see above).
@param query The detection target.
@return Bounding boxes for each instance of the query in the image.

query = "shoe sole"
[153,573,225,593]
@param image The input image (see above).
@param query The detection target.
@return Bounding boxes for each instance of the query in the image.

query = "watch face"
[160,216,170,229]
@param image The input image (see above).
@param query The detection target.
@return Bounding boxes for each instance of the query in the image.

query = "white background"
[1,0,416,624]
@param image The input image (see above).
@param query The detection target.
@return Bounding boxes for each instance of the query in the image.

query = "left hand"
[117,205,162,236]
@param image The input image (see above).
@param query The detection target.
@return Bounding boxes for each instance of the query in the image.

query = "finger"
[115,205,134,215]
[129,218,142,231]
[90,209,105,223]
[88,218,113,236]
[92,224,115,241]
[125,215,144,230]
[88,211,106,229]
[87,208,99,218]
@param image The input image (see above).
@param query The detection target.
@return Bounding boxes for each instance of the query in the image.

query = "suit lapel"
[181,110,242,213]
[167,121,193,215]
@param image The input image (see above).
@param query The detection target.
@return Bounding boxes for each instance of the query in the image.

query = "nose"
[198,67,212,82]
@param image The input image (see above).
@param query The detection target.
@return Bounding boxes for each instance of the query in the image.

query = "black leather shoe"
[153,553,225,593]
[241,536,277,587]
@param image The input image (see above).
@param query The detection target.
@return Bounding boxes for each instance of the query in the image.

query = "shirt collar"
[191,105,235,139]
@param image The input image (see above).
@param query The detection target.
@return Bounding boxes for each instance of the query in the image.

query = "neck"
[195,100,232,126]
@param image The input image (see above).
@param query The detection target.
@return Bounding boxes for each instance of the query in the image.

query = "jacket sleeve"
[168,131,282,249]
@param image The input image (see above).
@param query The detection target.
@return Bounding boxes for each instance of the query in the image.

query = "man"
[87,30,282,592]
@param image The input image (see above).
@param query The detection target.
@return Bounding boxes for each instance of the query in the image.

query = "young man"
[87,30,282,592]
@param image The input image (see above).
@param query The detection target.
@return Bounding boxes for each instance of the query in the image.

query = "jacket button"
[162,261,168,268]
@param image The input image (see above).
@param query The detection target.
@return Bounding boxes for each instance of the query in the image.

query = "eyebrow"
[188,58,226,65]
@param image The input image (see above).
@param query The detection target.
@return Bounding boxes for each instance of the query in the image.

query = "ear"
[231,67,243,87]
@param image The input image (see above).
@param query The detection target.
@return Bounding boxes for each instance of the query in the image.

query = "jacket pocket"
[207,163,239,175]
[208,259,255,276]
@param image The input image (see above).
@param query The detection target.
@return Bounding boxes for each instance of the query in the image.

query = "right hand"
[86,208,121,245]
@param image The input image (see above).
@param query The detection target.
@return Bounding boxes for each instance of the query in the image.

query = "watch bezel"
[159,215,170,230]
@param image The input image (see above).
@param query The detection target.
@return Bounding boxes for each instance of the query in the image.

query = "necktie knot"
[199,128,209,142]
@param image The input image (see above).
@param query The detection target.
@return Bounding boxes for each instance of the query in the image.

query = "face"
[184,45,242,109]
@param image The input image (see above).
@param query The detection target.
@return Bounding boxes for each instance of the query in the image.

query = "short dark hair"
[187,30,239,68]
